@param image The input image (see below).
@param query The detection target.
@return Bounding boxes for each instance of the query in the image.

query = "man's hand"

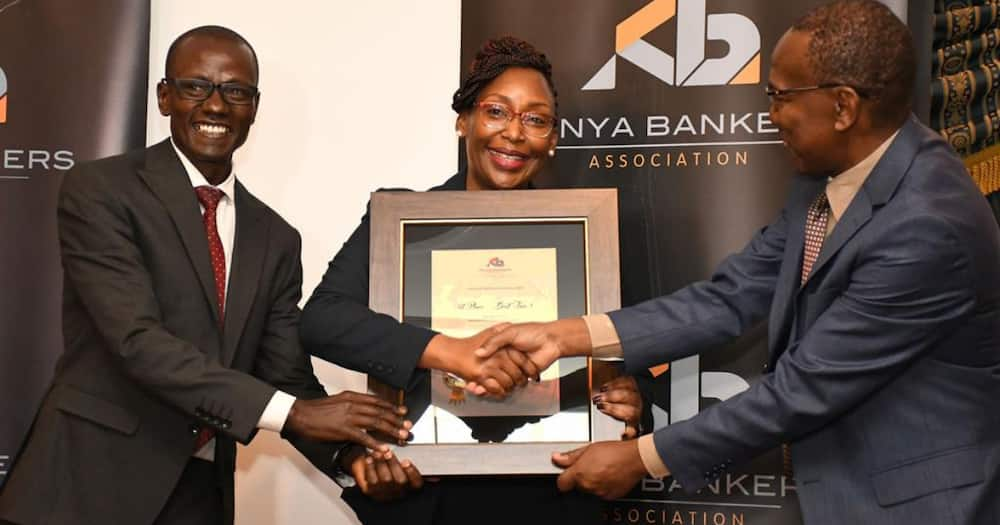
[285,391,411,452]
[342,447,423,502]
[594,376,642,439]
[552,440,651,500]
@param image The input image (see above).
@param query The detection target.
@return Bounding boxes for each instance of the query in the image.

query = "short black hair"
[451,36,557,113]
[165,25,259,83]
[793,0,915,127]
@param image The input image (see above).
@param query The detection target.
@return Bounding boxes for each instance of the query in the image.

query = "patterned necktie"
[192,186,224,452]
[784,189,831,478]
[801,191,830,286]
[194,186,226,326]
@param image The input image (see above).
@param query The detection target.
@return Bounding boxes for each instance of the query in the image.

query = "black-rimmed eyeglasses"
[161,77,259,105]
[765,83,869,102]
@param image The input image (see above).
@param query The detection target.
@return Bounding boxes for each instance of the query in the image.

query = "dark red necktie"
[784,190,831,478]
[193,185,225,451]
[194,186,226,325]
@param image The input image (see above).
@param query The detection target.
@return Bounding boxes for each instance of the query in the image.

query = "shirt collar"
[169,138,237,200]
[825,129,900,221]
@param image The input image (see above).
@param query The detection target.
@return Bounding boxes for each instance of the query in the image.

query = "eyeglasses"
[765,83,869,102]
[161,77,259,105]
[475,101,556,139]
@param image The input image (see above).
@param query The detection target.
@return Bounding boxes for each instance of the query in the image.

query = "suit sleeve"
[58,165,275,443]
[609,207,789,372]
[299,203,436,389]
[249,228,349,480]
[653,213,976,492]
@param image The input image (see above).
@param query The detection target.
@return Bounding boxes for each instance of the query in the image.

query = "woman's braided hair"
[451,36,557,114]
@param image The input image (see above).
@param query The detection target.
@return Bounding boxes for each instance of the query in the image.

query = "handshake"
[447,320,583,399]
[286,319,647,502]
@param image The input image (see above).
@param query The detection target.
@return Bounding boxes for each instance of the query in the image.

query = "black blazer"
[0,139,344,525]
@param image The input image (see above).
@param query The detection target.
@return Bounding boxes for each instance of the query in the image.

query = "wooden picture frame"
[368,188,622,475]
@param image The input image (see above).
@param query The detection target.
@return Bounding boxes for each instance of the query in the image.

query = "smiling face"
[767,30,845,177]
[157,33,258,183]
[457,67,557,191]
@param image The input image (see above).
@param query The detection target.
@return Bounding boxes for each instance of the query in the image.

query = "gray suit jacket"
[609,117,1000,524]
[0,140,343,525]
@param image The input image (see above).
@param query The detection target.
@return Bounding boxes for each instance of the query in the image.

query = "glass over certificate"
[425,247,581,443]
[401,223,592,445]
[367,189,622,474]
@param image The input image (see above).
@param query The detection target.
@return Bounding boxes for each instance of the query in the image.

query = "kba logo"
[0,66,7,124]
[584,0,761,90]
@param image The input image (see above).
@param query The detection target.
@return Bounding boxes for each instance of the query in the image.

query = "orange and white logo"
[0,66,7,124]
[583,0,761,90]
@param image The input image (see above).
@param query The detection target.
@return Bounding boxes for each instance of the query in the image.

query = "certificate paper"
[429,248,561,419]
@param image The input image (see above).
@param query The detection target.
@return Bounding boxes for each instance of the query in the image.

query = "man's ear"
[249,93,260,124]
[832,87,860,132]
[156,80,170,117]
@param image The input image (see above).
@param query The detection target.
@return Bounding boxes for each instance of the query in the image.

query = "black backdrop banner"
[0,0,149,486]
[460,1,915,524]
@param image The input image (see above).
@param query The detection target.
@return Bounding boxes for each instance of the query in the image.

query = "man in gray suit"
[476,1,1000,523]
[0,26,409,525]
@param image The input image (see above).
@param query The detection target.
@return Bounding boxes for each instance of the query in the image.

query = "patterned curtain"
[932,0,1000,223]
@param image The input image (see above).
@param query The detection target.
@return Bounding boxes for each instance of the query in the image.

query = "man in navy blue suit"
[475,1,1000,523]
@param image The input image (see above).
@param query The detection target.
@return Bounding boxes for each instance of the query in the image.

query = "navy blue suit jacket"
[609,117,1000,524]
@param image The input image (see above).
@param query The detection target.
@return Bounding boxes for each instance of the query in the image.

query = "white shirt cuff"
[638,434,671,479]
[258,390,297,432]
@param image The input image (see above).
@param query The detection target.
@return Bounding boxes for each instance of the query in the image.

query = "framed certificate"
[368,188,621,475]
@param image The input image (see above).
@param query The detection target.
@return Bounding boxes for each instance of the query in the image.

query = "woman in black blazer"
[301,36,643,525]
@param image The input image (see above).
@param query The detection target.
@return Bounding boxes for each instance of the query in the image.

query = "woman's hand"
[594,376,642,439]
[343,448,423,502]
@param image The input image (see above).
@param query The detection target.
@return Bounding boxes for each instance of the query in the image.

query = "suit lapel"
[222,181,266,366]
[768,177,821,357]
[800,117,920,288]
[769,117,922,363]
[801,190,873,288]
[137,140,223,330]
